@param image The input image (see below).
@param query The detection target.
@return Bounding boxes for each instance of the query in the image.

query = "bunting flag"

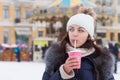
[49,0,96,8]
[81,0,96,7]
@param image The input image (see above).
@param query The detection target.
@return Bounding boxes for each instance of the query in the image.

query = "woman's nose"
[73,30,78,36]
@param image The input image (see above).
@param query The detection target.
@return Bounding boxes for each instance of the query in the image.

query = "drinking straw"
[74,40,76,49]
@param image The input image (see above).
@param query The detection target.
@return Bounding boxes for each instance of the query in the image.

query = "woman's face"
[68,24,89,47]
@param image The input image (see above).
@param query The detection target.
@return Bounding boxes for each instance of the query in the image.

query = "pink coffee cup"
[68,51,82,69]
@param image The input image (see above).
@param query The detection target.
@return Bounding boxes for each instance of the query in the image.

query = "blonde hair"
[78,5,96,20]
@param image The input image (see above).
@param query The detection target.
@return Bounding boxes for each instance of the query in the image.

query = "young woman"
[42,6,115,80]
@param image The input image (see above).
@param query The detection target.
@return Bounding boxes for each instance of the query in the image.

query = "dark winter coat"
[42,42,115,80]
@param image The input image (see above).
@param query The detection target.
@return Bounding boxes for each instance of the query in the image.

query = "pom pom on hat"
[66,13,95,39]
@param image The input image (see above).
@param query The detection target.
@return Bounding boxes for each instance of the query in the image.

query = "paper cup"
[68,51,82,69]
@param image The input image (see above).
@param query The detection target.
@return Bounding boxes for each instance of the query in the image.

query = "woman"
[42,6,115,80]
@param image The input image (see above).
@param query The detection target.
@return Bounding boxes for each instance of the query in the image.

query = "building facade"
[0,0,50,48]
[94,0,120,42]
[1,0,120,46]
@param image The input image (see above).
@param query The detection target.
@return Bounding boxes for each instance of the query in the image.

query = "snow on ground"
[113,61,120,80]
[0,61,45,80]
[0,61,119,80]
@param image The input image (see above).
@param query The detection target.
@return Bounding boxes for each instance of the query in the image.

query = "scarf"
[66,43,95,57]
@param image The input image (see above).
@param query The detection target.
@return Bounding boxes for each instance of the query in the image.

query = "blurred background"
[0,0,120,80]
[0,0,120,62]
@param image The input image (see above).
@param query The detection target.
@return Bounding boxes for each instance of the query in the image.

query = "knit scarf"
[66,43,95,57]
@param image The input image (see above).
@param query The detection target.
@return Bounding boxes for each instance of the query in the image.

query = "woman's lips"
[71,40,77,44]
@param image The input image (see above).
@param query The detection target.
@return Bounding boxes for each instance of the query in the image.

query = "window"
[4,29,9,44]
[97,33,106,38]
[3,6,9,19]
[25,7,32,19]
[95,0,100,5]
[15,7,20,18]
[102,0,106,5]
[40,9,47,14]
[110,32,114,41]
[60,8,67,13]
[107,0,113,6]
[38,31,43,37]
[33,9,37,14]
[118,14,120,23]
[49,7,55,13]
[118,33,120,42]
[24,7,28,19]
[16,34,29,45]
[94,8,100,13]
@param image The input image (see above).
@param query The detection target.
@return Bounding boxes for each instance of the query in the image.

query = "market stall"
[0,44,31,61]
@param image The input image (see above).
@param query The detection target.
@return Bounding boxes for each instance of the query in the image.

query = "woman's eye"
[69,28,74,32]
[78,29,84,32]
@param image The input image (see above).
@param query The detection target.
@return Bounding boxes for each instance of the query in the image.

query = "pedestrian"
[42,44,48,59]
[14,47,21,62]
[42,5,115,80]
[109,42,119,73]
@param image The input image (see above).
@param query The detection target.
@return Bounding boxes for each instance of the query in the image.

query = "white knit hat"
[67,13,94,39]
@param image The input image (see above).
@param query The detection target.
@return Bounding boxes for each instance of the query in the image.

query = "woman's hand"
[63,56,80,74]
